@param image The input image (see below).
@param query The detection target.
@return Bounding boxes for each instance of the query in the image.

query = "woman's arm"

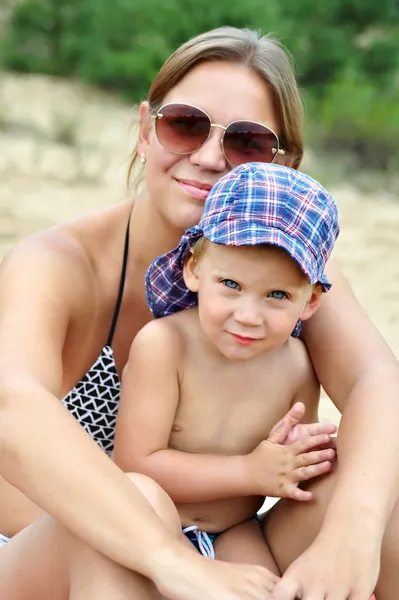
[0,238,188,578]
[303,259,399,527]
[273,258,399,599]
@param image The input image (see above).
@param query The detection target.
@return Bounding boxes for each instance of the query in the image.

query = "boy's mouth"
[229,333,260,346]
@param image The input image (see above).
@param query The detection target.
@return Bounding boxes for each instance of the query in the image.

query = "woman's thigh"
[0,472,183,600]
[262,470,336,572]
[0,514,71,600]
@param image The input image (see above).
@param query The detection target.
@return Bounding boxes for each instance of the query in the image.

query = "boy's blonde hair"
[191,236,210,264]
[128,27,303,187]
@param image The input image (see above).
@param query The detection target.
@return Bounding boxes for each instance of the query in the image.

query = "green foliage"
[316,69,399,169]
[1,0,399,168]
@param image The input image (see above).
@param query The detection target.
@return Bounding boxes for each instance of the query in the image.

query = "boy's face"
[184,242,322,362]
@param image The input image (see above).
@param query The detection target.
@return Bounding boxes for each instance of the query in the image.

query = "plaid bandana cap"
[146,163,339,322]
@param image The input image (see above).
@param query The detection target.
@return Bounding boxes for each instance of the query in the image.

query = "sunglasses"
[150,103,285,167]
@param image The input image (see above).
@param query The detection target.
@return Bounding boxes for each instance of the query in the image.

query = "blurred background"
[0,0,398,424]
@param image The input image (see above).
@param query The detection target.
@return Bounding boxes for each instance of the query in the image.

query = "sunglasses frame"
[150,102,285,166]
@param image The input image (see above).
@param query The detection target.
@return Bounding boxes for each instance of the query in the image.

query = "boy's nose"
[234,300,263,327]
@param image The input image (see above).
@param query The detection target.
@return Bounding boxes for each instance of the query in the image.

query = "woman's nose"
[189,126,227,172]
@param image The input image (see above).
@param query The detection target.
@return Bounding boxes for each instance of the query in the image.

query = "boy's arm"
[113,320,253,503]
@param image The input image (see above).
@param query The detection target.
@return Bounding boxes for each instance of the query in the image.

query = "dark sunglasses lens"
[224,121,279,166]
[155,104,210,154]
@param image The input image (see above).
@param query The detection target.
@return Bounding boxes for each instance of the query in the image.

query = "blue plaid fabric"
[146,163,339,321]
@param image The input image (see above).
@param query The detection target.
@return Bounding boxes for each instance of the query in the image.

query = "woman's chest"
[61,288,152,395]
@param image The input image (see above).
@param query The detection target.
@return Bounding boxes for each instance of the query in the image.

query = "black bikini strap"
[107,218,130,347]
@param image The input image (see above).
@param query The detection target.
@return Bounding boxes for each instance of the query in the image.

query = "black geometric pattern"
[62,345,121,455]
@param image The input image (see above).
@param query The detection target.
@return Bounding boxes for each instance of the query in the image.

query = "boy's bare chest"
[170,355,295,455]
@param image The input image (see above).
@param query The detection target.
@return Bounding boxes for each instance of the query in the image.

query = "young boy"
[113,163,340,572]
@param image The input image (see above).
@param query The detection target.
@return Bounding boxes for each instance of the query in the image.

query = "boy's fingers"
[294,460,332,482]
[295,448,335,467]
[315,436,337,451]
[305,422,337,436]
[294,433,331,453]
[268,402,306,444]
[287,485,313,502]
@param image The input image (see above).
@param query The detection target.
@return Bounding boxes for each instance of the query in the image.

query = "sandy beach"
[1,73,399,428]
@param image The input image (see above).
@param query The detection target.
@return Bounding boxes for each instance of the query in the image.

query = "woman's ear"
[182,252,200,292]
[138,101,152,157]
[300,285,323,321]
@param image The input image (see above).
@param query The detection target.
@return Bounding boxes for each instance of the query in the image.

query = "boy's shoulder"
[266,336,317,389]
[131,309,197,356]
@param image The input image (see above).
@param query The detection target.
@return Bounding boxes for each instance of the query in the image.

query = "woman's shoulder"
[0,225,90,312]
[2,202,130,284]
[0,202,133,322]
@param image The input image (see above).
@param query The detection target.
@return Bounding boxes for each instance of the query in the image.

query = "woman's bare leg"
[262,468,399,599]
[0,473,175,600]
[215,519,280,574]
[0,515,71,600]
[0,472,277,600]
[0,473,179,600]
[69,473,182,600]
[71,477,280,600]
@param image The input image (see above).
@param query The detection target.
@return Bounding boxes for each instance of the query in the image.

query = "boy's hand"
[268,402,337,447]
[247,434,335,500]
[247,403,336,500]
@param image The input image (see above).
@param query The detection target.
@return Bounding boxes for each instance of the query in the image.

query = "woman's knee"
[125,473,182,538]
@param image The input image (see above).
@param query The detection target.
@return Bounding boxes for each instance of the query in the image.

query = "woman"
[0,26,398,600]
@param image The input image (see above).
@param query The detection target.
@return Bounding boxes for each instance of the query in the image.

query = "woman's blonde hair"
[128,26,303,187]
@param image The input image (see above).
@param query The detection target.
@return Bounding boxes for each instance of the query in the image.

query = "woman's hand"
[270,525,379,599]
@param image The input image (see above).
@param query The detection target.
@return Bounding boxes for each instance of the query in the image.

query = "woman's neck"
[128,190,185,271]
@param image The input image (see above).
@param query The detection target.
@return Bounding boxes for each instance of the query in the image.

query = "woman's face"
[139,61,280,233]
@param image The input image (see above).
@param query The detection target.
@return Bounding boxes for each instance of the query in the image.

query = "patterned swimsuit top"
[62,221,130,456]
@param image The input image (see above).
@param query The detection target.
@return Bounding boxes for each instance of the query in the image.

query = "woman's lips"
[175,178,212,200]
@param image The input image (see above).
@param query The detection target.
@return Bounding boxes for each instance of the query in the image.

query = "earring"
[140,152,146,164]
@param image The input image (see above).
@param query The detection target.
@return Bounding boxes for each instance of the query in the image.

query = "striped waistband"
[0,533,10,547]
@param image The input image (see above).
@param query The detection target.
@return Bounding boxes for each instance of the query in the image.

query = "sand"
[1,73,399,429]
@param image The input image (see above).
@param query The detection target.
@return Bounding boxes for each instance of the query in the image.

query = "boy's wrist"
[242,446,272,496]
[241,452,256,495]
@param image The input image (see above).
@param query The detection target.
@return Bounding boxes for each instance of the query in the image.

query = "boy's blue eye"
[268,290,287,300]
[221,279,241,290]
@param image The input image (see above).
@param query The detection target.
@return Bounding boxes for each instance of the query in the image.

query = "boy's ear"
[138,101,152,156]
[300,285,323,321]
[183,252,200,292]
